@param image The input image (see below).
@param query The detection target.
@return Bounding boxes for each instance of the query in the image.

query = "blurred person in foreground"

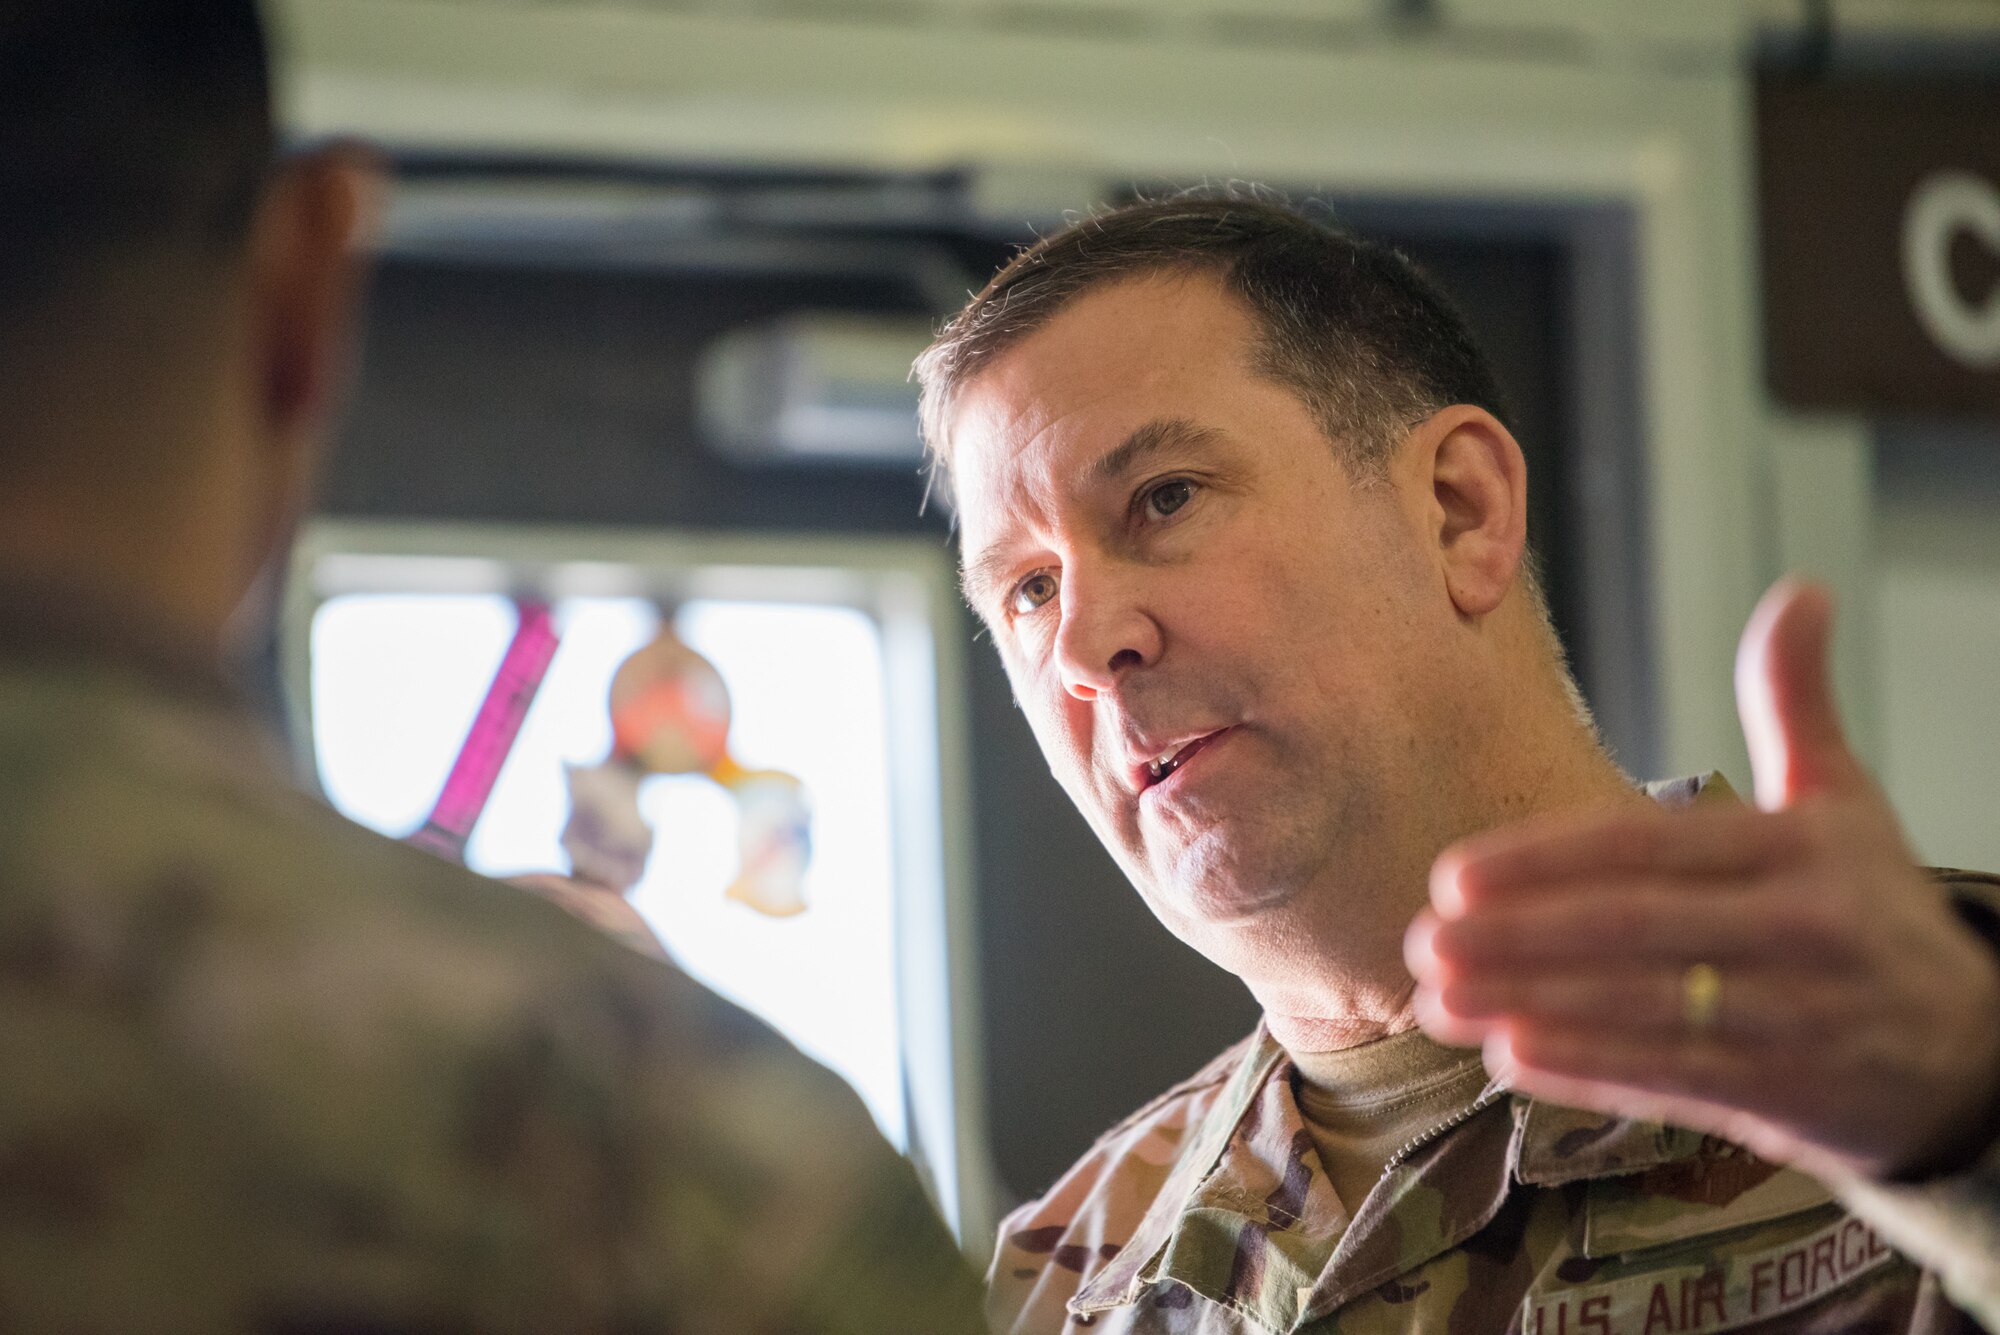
[918,192,2000,1334]
[0,3,986,1330]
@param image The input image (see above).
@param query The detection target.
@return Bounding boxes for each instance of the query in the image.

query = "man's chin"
[1143,837,1311,926]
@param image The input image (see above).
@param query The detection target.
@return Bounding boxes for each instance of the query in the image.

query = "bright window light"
[309,592,906,1147]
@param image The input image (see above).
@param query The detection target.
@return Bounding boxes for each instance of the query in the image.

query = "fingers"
[1417,880,1834,967]
[1415,960,1845,1046]
[1473,1030,1786,1152]
[1505,1025,1770,1109]
[1408,860,1861,1057]
[1736,577,1868,810]
[1460,1021,1802,1152]
[1431,804,1810,917]
[1419,873,1865,974]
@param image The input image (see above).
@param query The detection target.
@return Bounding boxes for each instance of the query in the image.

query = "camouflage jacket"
[989,889,2000,1335]
[0,588,987,1334]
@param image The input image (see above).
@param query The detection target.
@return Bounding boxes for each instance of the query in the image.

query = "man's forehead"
[946,373,1141,561]
[944,278,1257,504]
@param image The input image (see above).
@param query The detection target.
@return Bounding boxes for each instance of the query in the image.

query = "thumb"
[1736,577,1865,810]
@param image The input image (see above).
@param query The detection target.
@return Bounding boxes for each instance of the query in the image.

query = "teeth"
[1147,743,1189,783]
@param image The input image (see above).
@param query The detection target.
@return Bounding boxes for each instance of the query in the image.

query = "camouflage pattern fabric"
[989,1019,1996,1334]
[1837,871,2000,1334]
[0,631,987,1333]
[989,778,2000,1334]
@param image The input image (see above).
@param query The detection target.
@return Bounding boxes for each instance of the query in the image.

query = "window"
[287,522,992,1242]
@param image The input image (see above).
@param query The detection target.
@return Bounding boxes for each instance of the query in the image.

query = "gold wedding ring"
[1682,963,1722,1035]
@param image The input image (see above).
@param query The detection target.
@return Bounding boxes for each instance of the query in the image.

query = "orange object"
[608,630,731,774]
[576,621,814,919]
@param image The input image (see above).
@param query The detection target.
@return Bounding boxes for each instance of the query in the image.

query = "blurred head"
[0,0,380,652]
[918,193,1593,1011]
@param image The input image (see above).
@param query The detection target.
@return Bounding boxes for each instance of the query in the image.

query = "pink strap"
[408,601,561,862]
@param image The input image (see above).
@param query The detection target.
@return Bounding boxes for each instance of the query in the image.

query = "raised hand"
[1406,579,2000,1182]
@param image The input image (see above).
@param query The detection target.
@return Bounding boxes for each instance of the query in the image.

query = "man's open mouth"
[1144,729,1231,788]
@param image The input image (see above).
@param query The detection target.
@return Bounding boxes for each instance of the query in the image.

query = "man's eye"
[1143,479,1195,519]
[1010,572,1059,615]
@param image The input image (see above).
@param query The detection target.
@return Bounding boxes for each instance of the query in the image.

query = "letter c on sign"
[1903,170,2000,369]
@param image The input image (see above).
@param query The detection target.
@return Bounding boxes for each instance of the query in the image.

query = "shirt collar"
[1073,1025,1521,1328]
[1072,1026,1290,1317]
[1644,769,1739,808]
[1514,1102,1705,1185]
[1072,1029,1707,1328]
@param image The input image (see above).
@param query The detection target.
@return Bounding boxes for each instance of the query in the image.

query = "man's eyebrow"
[1088,416,1224,485]
[959,544,1019,614]
[957,417,1224,613]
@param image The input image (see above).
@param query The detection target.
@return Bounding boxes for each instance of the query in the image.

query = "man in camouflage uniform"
[913,193,2000,1332]
[0,3,986,1329]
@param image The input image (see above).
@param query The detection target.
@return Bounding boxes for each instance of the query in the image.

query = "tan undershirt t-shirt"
[1288,1028,1491,1218]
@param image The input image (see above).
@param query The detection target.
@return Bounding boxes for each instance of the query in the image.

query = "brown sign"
[1757,77,2000,418]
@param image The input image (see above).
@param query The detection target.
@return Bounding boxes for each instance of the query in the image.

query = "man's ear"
[1409,406,1529,618]
[245,140,386,456]
[219,142,384,652]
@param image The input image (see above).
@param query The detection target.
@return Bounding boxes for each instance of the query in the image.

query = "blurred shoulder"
[0,672,982,1329]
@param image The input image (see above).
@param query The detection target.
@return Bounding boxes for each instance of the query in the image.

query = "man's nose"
[1053,563,1160,702]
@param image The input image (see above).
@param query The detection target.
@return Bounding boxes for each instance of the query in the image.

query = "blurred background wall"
[269,0,2000,1244]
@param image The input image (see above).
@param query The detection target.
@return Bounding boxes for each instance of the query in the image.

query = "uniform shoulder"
[986,1033,1258,1332]
[0,678,990,1332]
[1023,1029,1257,1215]
[1089,1030,1258,1153]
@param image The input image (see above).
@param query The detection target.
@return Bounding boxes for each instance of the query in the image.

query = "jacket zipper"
[1381,1086,1507,1172]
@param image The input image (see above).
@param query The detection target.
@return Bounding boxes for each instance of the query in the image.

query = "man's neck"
[0,492,239,660]
[0,569,245,712]
[1270,1006,1423,1055]
[1261,724,1646,1055]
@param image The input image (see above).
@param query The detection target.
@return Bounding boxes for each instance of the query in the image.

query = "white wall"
[1875,428,2000,873]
